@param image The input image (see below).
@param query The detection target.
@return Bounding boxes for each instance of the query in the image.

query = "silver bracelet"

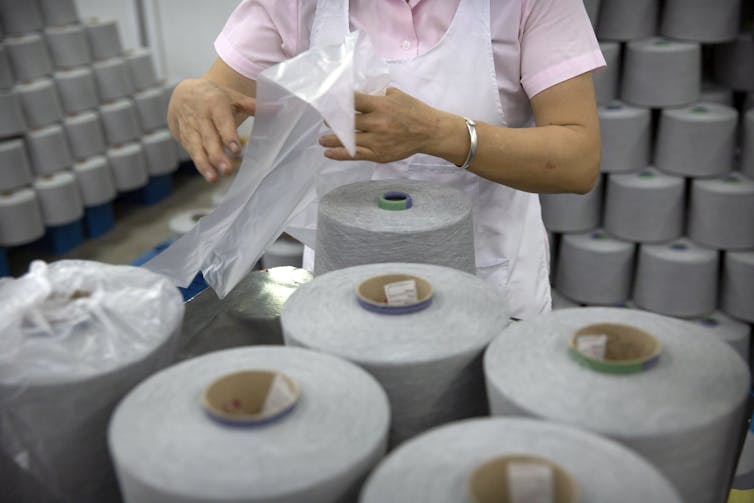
[460,117,477,170]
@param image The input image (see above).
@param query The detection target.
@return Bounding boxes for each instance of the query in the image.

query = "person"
[167,0,605,319]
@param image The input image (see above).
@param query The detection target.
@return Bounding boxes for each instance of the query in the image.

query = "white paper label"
[507,462,554,503]
[577,334,608,360]
[384,280,418,306]
[262,374,295,415]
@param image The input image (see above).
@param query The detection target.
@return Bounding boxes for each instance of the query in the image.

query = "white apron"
[290,0,551,319]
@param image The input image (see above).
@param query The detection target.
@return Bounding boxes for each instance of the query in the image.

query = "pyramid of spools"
[0,0,178,254]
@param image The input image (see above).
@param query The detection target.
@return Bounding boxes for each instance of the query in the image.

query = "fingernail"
[228,140,240,153]
[218,162,229,174]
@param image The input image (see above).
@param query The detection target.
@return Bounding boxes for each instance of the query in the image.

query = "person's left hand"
[319,87,440,163]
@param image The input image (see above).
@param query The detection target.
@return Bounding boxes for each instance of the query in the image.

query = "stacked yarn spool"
[0,0,178,258]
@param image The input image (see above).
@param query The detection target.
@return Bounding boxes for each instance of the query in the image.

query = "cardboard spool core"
[202,370,299,426]
[569,323,661,374]
[468,455,579,503]
[378,191,412,210]
[356,274,433,315]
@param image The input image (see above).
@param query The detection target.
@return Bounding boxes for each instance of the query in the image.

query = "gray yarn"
[688,173,754,250]
[54,67,99,114]
[15,78,64,129]
[594,42,619,104]
[598,102,651,174]
[661,0,740,43]
[721,251,754,323]
[540,174,603,233]
[597,0,658,41]
[44,25,91,69]
[64,111,107,161]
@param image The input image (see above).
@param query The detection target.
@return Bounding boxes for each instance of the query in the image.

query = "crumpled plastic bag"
[145,30,390,297]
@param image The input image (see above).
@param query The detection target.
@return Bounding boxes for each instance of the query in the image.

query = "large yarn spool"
[0,44,14,90]
[0,0,43,35]
[596,0,658,41]
[73,156,116,207]
[54,67,98,114]
[64,111,106,161]
[15,78,63,129]
[4,33,52,82]
[313,180,476,276]
[688,173,754,250]
[655,103,737,178]
[0,90,26,137]
[0,139,32,191]
[84,19,123,62]
[124,48,159,92]
[109,346,389,503]
[44,25,91,69]
[540,174,603,233]
[26,124,72,176]
[593,42,620,105]
[134,87,168,132]
[634,239,718,318]
[484,307,750,503]
[743,109,754,179]
[361,417,682,503]
[100,99,141,145]
[106,143,149,191]
[691,311,751,363]
[39,0,79,27]
[142,129,178,176]
[282,262,508,445]
[261,235,305,269]
[721,251,754,323]
[661,0,740,43]
[93,58,135,103]
[33,171,83,226]
[713,33,754,92]
[598,102,650,174]
[0,188,44,246]
[622,38,701,108]
[0,260,184,503]
[604,167,685,243]
[701,81,735,106]
[555,230,634,306]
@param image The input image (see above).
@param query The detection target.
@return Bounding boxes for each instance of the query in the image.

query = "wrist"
[424,112,471,167]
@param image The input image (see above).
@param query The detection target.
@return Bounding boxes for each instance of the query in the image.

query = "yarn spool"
[133,87,167,132]
[634,239,718,318]
[622,38,701,108]
[5,34,53,83]
[93,58,135,103]
[700,82,734,106]
[691,311,751,363]
[0,188,44,246]
[73,156,115,207]
[0,44,15,90]
[84,19,123,62]
[655,103,737,178]
[109,346,389,503]
[742,109,753,179]
[64,111,107,161]
[593,42,620,105]
[731,425,754,496]
[54,67,99,114]
[33,170,84,226]
[604,168,685,243]
[0,139,33,191]
[44,25,91,69]
[484,307,750,503]
[688,173,754,250]
[262,235,305,269]
[124,48,159,92]
[281,262,509,445]
[39,0,79,27]
[142,129,178,176]
[106,143,149,192]
[100,99,141,145]
[713,33,754,92]
[313,180,476,276]
[661,0,740,43]
[0,260,184,503]
[555,229,634,306]
[540,174,603,233]
[721,251,754,323]
[15,78,63,129]
[599,102,651,174]
[0,0,43,35]
[360,417,683,503]
[168,208,212,237]
[0,90,26,138]
[596,0,658,41]
[26,124,72,176]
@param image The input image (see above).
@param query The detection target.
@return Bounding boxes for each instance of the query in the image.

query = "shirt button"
[401,40,411,50]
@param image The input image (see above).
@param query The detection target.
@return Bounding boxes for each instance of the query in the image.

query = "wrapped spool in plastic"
[168,208,212,237]
[583,0,601,28]
[313,180,476,276]
[596,0,658,41]
[713,33,754,92]
[622,38,701,108]
[0,139,32,191]
[552,289,579,310]
[100,99,141,146]
[54,67,98,114]
[73,156,116,207]
[44,25,91,69]
[722,251,754,323]
[555,229,634,306]
[84,19,123,61]
[5,34,53,83]
[743,109,754,179]
[107,143,148,192]
[655,103,737,178]
[64,111,106,161]
[361,417,682,503]
[93,58,134,103]
[15,78,63,129]
[109,346,389,503]
[26,124,72,176]
[124,48,159,92]
[540,174,603,233]
[33,171,84,226]
[0,188,44,246]
[142,129,178,176]
[634,239,718,318]
[0,44,15,90]
[594,42,620,105]
[688,173,754,250]
[39,0,79,26]
[604,167,685,243]
[690,311,751,363]
[701,81,734,106]
[0,90,26,138]
[282,262,509,445]
[661,0,740,43]
[0,0,43,35]
[484,307,749,503]
[0,260,184,503]
[262,235,305,269]
[133,87,168,132]
[599,101,650,174]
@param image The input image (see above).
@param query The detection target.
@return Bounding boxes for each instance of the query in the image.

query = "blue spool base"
[84,202,115,238]
[0,248,8,277]
[43,220,84,254]
[131,239,208,301]
[178,160,198,176]
[122,175,173,205]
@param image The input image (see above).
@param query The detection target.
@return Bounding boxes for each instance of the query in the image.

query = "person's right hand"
[167,78,256,182]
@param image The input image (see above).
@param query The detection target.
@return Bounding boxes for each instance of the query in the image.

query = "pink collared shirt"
[215,0,604,127]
